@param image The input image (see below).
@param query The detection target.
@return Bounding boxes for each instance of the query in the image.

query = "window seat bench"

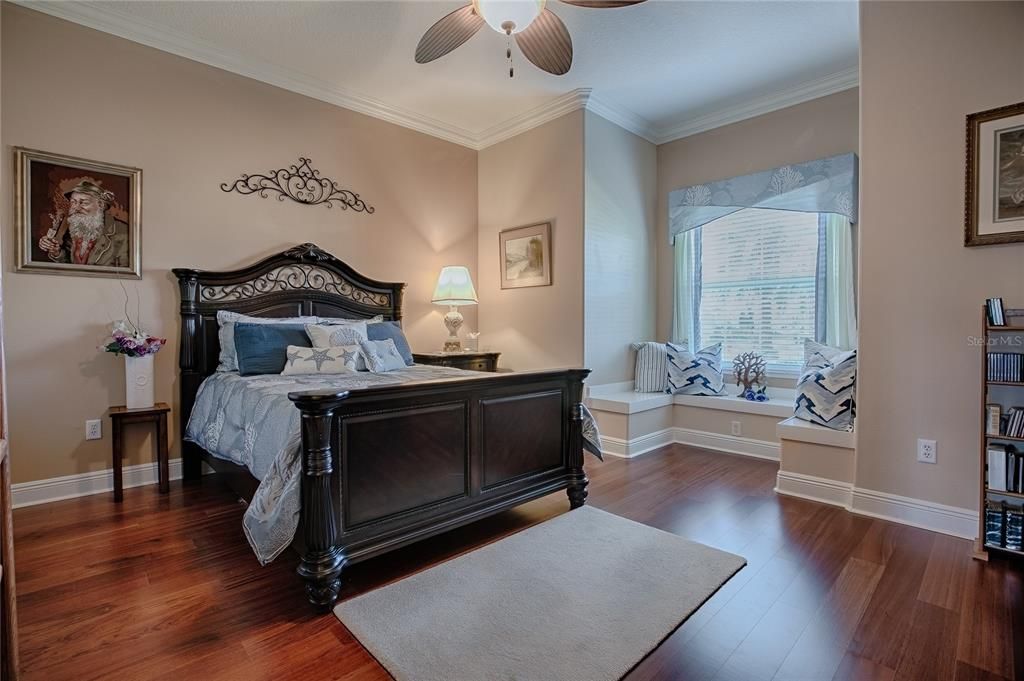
[587,383,857,510]
[586,382,795,459]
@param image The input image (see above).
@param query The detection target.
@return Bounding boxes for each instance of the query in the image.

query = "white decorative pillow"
[359,339,407,373]
[216,311,319,373]
[803,338,847,366]
[666,342,725,396]
[280,345,360,376]
[631,342,669,393]
[795,343,857,432]
[305,321,370,347]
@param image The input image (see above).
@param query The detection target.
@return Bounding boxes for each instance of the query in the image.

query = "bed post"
[288,390,350,610]
[566,369,590,509]
[173,268,204,481]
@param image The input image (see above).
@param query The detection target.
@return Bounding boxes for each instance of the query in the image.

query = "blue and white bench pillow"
[666,342,725,396]
[794,339,857,431]
[632,342,669,393]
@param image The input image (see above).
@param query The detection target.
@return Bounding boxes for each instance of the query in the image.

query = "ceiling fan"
[415,0,647,77]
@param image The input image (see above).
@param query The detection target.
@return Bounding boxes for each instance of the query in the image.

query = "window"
[675,208,827,370]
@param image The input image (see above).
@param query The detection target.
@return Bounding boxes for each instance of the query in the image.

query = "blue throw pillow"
[368,321,414,366]
[666,342,725,396]
[234,323,311,376]
[794,348,857,431]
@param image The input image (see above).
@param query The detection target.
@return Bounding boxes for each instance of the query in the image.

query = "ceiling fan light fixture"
[472,0,546,34]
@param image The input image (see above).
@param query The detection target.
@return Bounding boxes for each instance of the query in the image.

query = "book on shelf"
[988,297,1006,326]
[987,352,1024,382]
[987,403,1001,435]
[986,500,1024,551]
[987,443,1024,493]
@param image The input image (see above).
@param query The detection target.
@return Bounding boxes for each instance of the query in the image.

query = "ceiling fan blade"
[415,5,484,64]
[558,0,646,7]
[515,9,573,76]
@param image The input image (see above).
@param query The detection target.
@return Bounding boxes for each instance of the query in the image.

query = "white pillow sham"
[280,345,360,376]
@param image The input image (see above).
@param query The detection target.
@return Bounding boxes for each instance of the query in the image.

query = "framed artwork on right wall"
[965,100,1024,246]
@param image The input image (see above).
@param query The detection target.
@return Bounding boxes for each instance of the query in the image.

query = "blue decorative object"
[743,386,769,402]
[668,153,858,243]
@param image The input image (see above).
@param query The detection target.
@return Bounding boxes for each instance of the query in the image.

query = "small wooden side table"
[108,402,171,502]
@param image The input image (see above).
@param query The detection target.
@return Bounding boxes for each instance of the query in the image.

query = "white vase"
[125,354,155,410]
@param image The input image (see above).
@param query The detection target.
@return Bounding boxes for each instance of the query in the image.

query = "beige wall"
[478,111,585,371]
[1,6,479,483]
[780,441,855,484]
[655,89,860,341]
[583,111,657,385]
[857,1,1024,510]
[674,406,780,444]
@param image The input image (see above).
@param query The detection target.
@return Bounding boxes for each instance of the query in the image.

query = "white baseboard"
[775,470,978,539]
[13,458,185,508]
[674,427,780,461]
[601,429,676,458]
[850,487,977,539]
[775,470,854,507]
[602,427,779,461]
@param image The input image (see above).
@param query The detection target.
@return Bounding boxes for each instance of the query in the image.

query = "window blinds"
[696,208,819,367]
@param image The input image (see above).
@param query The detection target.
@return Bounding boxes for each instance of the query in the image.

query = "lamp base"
[442,305,464,353]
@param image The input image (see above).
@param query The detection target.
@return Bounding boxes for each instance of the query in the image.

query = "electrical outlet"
[731,420,742,437]
[917,438,936,464]
[85,419,102,441]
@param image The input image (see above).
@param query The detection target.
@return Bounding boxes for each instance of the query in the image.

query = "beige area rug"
[335,506,746,681]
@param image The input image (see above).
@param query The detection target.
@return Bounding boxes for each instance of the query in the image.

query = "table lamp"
[432,266,478,352]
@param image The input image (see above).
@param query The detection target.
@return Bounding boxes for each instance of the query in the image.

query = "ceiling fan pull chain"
[506,34,514,78]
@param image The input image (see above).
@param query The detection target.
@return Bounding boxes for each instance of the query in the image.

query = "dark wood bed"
[173,243,590,610]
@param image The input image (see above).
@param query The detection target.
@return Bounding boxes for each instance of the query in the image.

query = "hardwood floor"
[13,445,1024,680]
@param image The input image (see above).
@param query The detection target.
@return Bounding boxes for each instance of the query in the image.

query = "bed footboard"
[288,368,590,610]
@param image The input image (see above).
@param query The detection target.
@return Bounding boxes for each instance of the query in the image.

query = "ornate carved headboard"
[172,243,404,437]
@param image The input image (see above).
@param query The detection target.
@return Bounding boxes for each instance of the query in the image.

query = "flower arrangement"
[102,320,165,358]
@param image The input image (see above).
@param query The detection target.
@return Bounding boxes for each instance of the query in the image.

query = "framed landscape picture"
[965,101,1024,246]
[499,222,551,289]
[15,147,141,277]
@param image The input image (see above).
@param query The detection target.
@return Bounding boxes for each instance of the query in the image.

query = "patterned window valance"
[668,153,858,243]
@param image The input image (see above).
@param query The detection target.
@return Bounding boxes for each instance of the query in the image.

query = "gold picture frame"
[965,101,1024,247]
[499,222,551,289]
[15,147,142,277]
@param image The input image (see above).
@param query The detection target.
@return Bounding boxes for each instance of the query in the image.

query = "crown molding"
[653,66,860,145]
[16,1,857,150]
[475,88,594,149]
[585,94,659,144]
[13,0,481,149]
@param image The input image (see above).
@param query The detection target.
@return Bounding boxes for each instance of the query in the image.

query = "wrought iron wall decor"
[220,157,375,213]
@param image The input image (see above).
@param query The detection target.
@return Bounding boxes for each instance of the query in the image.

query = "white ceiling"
[27,0,860,148]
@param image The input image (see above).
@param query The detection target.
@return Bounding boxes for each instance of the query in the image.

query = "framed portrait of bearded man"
[15,147,141,277]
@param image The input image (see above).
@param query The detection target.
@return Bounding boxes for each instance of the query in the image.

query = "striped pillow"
[666,342,725,396]
[631,342,668,393]
[795,344,857,431]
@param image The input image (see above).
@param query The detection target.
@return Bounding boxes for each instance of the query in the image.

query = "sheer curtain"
[671,227,700,346]
[818,213,858,349]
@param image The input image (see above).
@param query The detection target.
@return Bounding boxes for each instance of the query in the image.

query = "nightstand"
[413,351,500,373]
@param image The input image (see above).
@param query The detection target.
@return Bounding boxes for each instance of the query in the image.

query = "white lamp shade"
[432,266,478,306]
[472,0,545,34]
